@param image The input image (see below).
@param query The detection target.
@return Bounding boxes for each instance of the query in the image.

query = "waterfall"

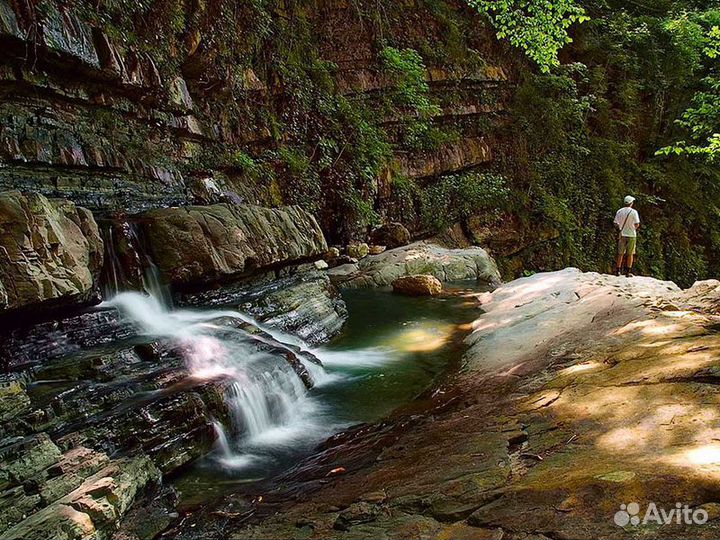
[99,219,172,305]
[105,291,334,468]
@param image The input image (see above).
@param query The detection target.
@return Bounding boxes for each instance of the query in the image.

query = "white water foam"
[104,291,342,469]
[312,347,392,369]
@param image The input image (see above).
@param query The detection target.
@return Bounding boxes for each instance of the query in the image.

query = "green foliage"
[657,14,720,160]
[380,46,450,150]
[77,0,270,74]
[465,0,588,71]
[503,1,720,286]
[228,151,262,175]
[65,0,720,286]
[420,171,510,230]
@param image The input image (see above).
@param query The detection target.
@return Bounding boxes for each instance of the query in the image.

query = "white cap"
[624,195,635,204]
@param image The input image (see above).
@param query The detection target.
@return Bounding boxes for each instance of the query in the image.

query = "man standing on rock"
[614,195,640,277]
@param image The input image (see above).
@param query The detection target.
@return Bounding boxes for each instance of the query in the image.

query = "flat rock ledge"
[328,241,501,289]
[2,454,159,540]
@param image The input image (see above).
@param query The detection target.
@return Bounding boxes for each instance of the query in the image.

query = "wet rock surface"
[178,270,720,540]
[179,269,347,346]
[329,241,501,289]
[0,263,344,538]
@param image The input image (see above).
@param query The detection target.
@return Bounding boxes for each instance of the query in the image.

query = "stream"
[106,285,486,508]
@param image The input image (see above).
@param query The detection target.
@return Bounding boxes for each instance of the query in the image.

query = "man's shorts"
[618,235,637,256]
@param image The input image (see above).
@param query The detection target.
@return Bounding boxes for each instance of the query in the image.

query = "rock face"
[328,241,501,289]
[180,269,348,345]
[0,191,103,315]
[2,455,160,540]
[0,252,344,538]
[232,270,720,540]
[369,222,411,249]
[392,274,442,296]
[0,294,333,537]
[138,203,327,289]
[0,0,511,241]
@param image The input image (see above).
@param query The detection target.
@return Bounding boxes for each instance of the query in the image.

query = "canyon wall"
[0,0,512,234]
[2,0,718,303]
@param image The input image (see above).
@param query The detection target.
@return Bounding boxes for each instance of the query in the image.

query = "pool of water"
[172,282,486,506]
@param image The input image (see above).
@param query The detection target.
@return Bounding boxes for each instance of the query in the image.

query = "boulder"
[325,247,341,260]
[392,275,442,296]
[347,242,369,259]
[138,203,327,288]
[369,222,411,249]
[369,245,386,255]
[0,191,103,314]
[329,241,501,289]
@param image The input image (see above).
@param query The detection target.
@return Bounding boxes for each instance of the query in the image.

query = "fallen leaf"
[326,467,346,476]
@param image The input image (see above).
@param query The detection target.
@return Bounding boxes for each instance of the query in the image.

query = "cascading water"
[100,219,172,305]
[103,284,483,489]
[105,291,337,470]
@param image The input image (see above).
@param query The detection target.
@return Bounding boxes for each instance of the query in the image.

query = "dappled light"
[682,445,720,466]
[523,298,720,485]
[1,0,719,535]
[473,274,568,318]
[382,321,456,353]
[559,361,602,375]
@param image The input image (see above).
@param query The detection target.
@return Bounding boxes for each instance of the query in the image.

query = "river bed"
[172,283,486,508]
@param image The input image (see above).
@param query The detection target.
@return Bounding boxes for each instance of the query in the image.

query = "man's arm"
[613,210,622,228]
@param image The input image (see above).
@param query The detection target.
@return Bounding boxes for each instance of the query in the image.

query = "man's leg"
[625,238,636,276]
[616,238,626,275]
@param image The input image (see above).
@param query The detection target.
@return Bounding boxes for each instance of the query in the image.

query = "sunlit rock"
[0,191,103,315]
[138,203,328,289]
[329,241,501,289]
[392,274,443,296]
[347,242,370,259]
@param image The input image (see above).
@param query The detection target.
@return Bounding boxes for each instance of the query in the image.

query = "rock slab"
[328,241,501,289]
[0,191,103,314]
[139,203,327,288]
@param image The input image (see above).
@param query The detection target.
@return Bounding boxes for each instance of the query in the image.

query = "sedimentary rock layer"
[139,203,328,289]
[0,191,103,314]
